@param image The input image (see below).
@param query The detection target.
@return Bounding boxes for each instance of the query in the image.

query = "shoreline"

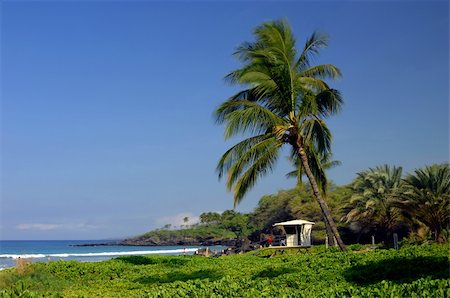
[0,243,227,270]
[71,238,237,247]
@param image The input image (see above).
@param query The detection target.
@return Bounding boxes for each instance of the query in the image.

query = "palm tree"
[342,165,405,244]
[183,217,189,228]
[215,19,346,251]
[398,164,450,243]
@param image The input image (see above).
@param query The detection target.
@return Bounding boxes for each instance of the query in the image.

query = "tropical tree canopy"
[215,19,346,250]
[286,152,341,192]
[342,165,406,242]
[199,212,222,224]
[398,163,450,242]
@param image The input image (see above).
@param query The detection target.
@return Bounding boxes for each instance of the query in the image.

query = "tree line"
[200,163,449,246]
[148,163,448,247]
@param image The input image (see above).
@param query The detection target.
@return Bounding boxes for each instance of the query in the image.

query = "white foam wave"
[0,248,199,259]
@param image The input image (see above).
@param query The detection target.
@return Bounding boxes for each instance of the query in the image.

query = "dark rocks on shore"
[72,237,238,247]
[70,242,121,247]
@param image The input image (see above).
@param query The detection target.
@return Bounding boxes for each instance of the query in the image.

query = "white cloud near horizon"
[16,223,98,231]
[156,212,200,228]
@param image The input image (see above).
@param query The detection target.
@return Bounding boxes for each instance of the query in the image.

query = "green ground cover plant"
[1,244,448,297]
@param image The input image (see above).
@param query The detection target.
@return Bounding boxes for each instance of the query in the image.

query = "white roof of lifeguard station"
[273,219,315,226]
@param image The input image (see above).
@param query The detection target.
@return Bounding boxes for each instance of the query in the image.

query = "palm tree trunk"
[324,216,336,246]
[296,143,347,251]
[434,228,444,243]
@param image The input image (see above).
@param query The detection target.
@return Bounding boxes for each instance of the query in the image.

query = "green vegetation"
[341,165,406,245]
[341,163,449,246]
[398,164,450,243]
[134,225,236,244]
[137,224,235,244]
[130,163,448,247]
[127,210,253,245]
[1,244,448,297]
[215,19,346,250]
[249,184,350,244]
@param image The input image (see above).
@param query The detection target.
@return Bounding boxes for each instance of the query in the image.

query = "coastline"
[0,240,226,269]
[71,237,237,247]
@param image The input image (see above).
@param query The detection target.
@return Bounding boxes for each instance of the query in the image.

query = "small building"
[273,219,315,247]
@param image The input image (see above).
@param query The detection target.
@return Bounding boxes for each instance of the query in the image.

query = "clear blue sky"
[1,1,448,240]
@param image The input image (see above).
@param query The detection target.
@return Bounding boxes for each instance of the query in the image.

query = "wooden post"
[371,235,375,246]
[325,237,329,249]
[393,233,399,250]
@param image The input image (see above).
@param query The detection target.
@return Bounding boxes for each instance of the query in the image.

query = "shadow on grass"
[136,269,222,284]
[344,256,449,285]
[254,267,298,279]
[115,256,188,266]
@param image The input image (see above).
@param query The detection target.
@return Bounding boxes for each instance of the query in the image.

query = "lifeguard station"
[273,219,315,247]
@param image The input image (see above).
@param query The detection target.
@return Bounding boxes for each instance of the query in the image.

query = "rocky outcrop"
[73,237,237,247]
[119,236,237,247]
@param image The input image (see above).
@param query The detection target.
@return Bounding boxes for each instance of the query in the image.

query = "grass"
[0,244,448,297]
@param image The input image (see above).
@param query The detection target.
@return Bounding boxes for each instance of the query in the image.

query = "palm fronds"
[215,18,346,250]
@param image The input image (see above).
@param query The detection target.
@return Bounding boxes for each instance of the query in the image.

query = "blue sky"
[1,1,448,240]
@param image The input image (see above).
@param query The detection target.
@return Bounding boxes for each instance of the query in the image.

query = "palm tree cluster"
[342,164,449,243]
[215,19,346,250]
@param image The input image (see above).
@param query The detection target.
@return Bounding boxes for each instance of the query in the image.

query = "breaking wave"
[0,248,199,259]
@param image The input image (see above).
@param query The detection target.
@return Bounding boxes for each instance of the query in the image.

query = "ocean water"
[0,240,221,269]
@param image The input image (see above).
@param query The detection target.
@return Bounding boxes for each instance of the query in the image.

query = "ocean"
[0,240,221,270]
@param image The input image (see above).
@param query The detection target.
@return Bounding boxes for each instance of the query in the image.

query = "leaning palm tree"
[398,164,450,243]
[215,19,346,251]
[342,165,405,244]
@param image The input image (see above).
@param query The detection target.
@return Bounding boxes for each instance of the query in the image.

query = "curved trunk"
[324,216,336,246]
[296,142,347,251]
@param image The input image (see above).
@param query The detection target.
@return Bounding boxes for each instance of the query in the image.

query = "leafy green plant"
[0,244,447,297]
